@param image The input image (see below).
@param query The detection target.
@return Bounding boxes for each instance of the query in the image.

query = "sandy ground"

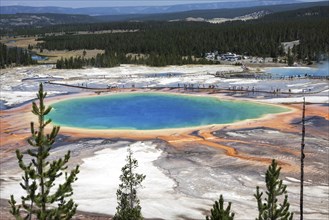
[0,36,105,63]
[0,64,328,219]
[34,49,105,63]
[0,36,41,49]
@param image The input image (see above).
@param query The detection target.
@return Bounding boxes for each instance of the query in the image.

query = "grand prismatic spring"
[47,93,288,130]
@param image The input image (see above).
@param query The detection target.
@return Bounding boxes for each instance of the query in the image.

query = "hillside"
[0,0,303,15]
[96,1,328,22]
[0,13,98,29]
[260,5,329,21]
[1,1,327,30]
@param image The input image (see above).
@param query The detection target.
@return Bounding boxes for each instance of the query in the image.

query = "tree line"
[35,18,328,68]
[9,84,296,219]
[2,14,328,68]
[0,43,36,68]
[56,52,216,69]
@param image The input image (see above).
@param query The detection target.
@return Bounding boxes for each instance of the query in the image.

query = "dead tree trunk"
[300,97,306,220]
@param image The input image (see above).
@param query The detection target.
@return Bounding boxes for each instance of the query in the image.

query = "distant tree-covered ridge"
[1,3,328,34]
[0,13,97,29]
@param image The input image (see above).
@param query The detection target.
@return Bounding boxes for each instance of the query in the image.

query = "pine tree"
[114,148,146,220]
[254,159,293,220]
[206,195,235,220]
[9,83,80,220]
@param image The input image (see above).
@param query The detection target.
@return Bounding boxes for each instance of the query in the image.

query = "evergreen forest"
[1,6,328,68]
[0,43,36,68]
[39,17,328,68]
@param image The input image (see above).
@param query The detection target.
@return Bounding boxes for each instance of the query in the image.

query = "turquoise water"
[31,55,48,61]
[267,62,329,77]
[48,93,288,130]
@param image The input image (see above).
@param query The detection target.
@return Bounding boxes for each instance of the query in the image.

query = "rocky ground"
[0,64,328,219]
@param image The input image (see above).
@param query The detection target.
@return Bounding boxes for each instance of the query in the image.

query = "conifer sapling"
[254,159,293,220]
[114,147,146,220]
[206,194,235,220]
[9,83,80,220]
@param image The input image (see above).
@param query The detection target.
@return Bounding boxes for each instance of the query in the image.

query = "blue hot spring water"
[31,55,48,61]
[47,93,288,130]
[267,62,329,77]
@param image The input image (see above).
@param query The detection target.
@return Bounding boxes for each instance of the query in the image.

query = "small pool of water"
[267,62,329,77]
[31,55,48,61]
[47,93,288,130]
[0,100,7,110]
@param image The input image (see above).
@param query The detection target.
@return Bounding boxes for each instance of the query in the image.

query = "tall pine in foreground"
[114,148,146,220]
[254,159,293,220]
[9,83,80,220]
[206,194,235,220]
